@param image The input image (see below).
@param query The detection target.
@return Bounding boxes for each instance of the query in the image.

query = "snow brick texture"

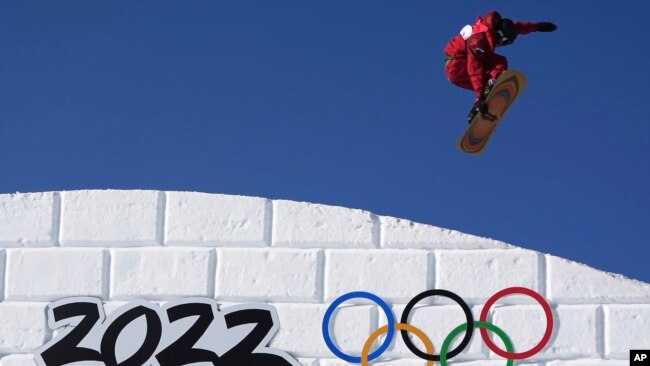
[0,190,649,366]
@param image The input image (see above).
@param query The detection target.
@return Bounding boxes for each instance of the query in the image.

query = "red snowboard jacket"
[444,11,539,97]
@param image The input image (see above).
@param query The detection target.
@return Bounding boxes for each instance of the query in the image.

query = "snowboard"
[457,70,527,155]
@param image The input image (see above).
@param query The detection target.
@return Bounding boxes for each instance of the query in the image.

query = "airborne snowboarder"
[444,11,557,123]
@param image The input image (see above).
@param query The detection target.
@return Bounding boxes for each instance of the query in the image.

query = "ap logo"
[631,350,650,365]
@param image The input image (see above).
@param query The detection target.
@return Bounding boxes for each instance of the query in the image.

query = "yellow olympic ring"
[361,323,434,366]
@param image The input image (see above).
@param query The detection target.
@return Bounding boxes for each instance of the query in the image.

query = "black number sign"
[35,298,299,366]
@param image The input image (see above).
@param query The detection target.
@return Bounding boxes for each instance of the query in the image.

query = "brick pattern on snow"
[0,190,648,365]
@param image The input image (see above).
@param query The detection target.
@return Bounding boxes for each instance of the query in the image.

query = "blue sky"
[1,1,648,282]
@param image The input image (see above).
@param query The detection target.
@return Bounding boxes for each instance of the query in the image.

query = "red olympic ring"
[479,287,553,360]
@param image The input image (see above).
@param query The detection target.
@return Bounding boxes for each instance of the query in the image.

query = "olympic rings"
[479,287,554,360]
[362,323,434,366]
[400,289,473,361]
[440,321,513,366]
[323,287,553,364]
[322,291,395,363]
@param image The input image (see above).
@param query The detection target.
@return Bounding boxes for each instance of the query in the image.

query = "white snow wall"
[0,190,649,366]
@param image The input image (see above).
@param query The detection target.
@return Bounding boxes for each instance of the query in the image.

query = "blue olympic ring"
[322,291,395,363]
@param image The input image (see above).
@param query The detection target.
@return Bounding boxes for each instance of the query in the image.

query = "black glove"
[537,22,557,32]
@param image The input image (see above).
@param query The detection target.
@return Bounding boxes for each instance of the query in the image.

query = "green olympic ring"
[440,321,514,366]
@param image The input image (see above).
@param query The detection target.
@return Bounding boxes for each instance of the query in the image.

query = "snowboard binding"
[467,98,489,124]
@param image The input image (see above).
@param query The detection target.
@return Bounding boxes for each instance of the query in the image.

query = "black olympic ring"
[400,289,473,362]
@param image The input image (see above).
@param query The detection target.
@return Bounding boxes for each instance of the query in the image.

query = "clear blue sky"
[1,2,648,282]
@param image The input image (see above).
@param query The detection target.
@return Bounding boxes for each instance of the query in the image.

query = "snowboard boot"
[467,98,488,124]
[483,79,496,98]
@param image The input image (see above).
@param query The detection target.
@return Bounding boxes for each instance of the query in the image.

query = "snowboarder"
[444,11,557,123]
